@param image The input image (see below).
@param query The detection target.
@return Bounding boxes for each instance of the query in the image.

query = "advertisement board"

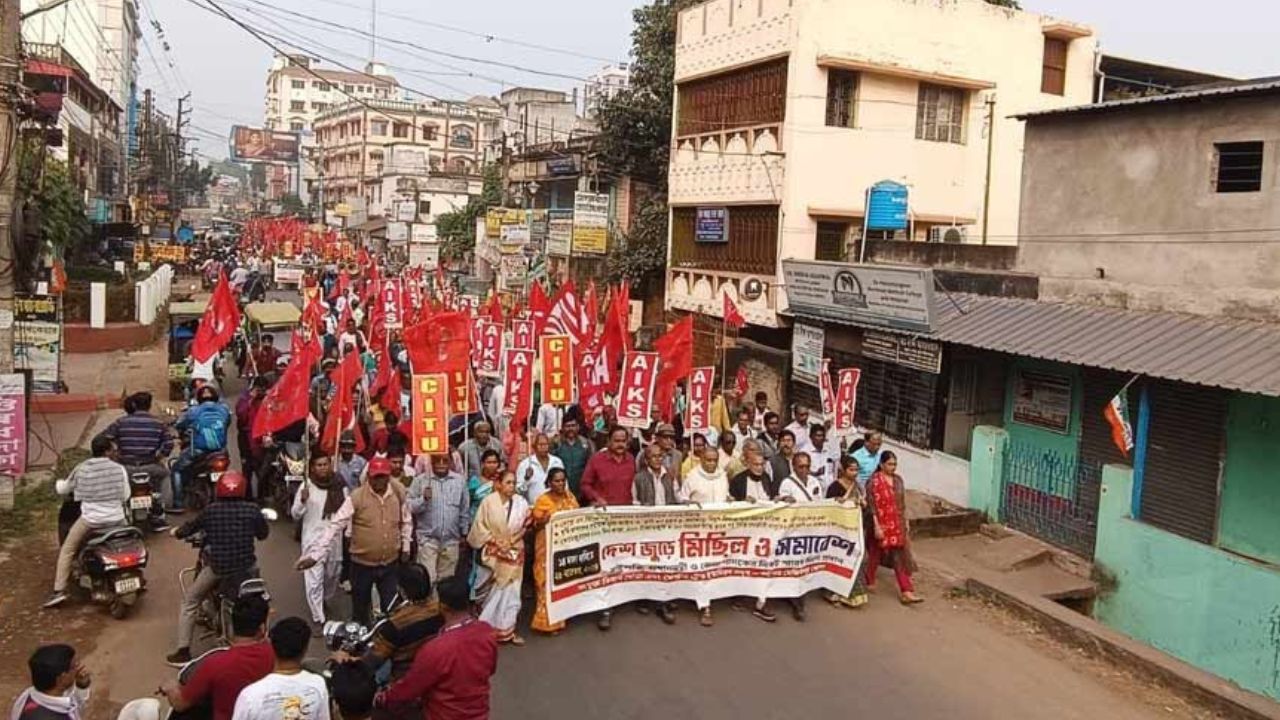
[14,295,60,393]
[791,322,825,388]
[229,126,300,164]
[546,209,573,257]
[572,191,609,255]
[781,260,936,334]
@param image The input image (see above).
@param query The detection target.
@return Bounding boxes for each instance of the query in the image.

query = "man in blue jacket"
[172,385,231,507]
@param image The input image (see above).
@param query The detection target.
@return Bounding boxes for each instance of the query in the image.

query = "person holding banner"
[580,428,636,632]
[529,468,579,635]
[467,471,531,645]
[826,455,870,609]
[774,452,825,621]
[866,452,923,605]
[515,434,563,506]
[801,425,839,494]
[681,447,730,505]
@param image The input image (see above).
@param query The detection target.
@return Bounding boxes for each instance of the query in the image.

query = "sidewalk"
[913,527,1280,720]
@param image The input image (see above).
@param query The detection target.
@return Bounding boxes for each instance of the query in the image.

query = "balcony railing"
[667,267,782,329]
[669,123,784,205]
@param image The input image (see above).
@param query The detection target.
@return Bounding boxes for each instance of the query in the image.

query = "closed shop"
[1138,379,1228,544]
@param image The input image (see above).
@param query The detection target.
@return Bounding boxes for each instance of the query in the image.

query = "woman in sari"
[529,468,579,635]
[467,471,531,645]
[825,455,869,608]
[866,452,923,604]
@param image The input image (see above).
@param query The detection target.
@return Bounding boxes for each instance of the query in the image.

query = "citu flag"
[653,315,694,422]
[189,270,240,364]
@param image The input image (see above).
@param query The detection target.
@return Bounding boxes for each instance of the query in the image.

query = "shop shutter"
[1139,380,1226,543]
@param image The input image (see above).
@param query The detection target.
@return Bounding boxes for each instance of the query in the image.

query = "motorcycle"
[176,508,277,646]
[123,466,168,532]
[57,507,149,619]
[178,448,231,513]
[261,437,306,514]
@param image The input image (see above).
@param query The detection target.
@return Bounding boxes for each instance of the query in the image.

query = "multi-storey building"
[583,63,630,118]
[490,87,595,155]
[311,97,496,222]
[264,54,402,203]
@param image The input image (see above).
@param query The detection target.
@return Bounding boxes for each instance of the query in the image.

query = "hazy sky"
[139,0,1277,161]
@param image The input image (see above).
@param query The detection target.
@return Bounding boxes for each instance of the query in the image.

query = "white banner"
[545,502,864,623]
[792,322,825,387]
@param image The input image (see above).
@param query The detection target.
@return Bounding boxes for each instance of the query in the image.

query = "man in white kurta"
[290,455,347,626]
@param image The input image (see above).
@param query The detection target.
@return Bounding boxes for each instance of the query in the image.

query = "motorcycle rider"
[172,385,231,508]
[100,391,174,516]
[167,471,270,666]
[160,594,273,720]
[44,436,130,608]
[333,563,442,682]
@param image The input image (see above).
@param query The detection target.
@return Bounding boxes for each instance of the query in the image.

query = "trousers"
[176,566,221,649]
[416,539,460,602]
[864,538,914,593]
[54,518,108,592]
[350,561,399,626]
[304,559,342,624]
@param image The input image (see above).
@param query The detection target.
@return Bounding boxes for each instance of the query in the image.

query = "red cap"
[368,457,393,477]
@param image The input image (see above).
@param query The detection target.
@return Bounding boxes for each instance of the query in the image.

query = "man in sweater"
[45,436,130,608]
[297,457,412,625]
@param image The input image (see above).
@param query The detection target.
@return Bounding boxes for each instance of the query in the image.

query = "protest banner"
[686,367,715,432]
[476,320,502,377]
[539,335,575,405]
[833,368,862,438]
[501,348,535,419]
[447,368,479,416]
[410,373,450,455]
[544,502,864,623]
[577,342,608,417]
[818,359,835,420]
[616,352,658,428]
[512,319,535,351]
[380,279,403,329]
[0,375,27,476]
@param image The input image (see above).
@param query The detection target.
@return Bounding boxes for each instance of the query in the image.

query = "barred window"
[916,84,966,145]
[825,70,857,128]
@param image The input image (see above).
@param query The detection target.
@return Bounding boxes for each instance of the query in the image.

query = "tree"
[279,193,307,216]
[595,0,697,289]
[13,141,90,289]
[436,163,503,261]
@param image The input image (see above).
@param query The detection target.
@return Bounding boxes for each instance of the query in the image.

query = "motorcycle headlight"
[322,620,365,652]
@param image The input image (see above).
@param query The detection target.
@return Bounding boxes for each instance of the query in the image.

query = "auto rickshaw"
[167,301,205,401]
[240,301,302,375]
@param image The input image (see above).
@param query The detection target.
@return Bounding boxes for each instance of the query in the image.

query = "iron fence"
[1000,441,1101,557]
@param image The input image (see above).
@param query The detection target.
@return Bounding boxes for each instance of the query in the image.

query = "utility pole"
[174,93,190,205]
[0,0,23,374]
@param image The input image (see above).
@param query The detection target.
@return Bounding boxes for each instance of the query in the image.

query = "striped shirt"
[407,471,470,544]
[57,457,129,527]
[103,412,173,465]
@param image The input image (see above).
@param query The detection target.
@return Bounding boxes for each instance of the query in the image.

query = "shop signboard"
[695,207,728,243]
[546,209,573,257]
[14,295,61,393]
[572,191,608,255]
[862,329,943,374]
[791,322,825,388]
[781,260,936,334]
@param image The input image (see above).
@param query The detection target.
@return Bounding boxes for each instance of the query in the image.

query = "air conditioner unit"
[928,225,968,244]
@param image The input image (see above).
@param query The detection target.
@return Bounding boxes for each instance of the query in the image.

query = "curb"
[965,572,1280,720]
[30,394,122,414]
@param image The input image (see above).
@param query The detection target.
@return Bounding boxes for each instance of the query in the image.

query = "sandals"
[900,594,925,606]
[700,610,714,627]
[505,635,527,646]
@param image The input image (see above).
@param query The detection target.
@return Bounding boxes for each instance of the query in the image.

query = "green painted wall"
[1002,358,1081,460]
[969,425,1007,520]
[1096,464,1280,702]
[1218,394,1280,566]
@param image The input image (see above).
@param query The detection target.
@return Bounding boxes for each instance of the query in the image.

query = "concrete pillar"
[90,282,106,329]
[968,425,1008,520]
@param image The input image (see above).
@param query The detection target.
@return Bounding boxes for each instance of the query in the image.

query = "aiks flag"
[189,270,240,363]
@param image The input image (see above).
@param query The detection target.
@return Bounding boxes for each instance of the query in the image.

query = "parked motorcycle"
[57,507,149,619]
[176,508,276,646]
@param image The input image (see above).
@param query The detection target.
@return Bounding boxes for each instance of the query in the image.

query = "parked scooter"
[56,506,149,619]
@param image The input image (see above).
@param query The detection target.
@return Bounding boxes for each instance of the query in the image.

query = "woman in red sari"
[866,452,923,604]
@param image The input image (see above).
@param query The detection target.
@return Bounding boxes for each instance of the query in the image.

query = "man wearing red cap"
[296,456,411,625]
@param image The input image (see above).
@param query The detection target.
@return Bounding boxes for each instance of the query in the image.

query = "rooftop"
[278,65,399,87]
[1018,77,1280,121]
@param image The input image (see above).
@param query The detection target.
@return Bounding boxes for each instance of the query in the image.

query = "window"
[315,82,331,92]
[291,79,306,90]
[1041,37,1068,95]
[815,222,848,261]
[371,120,388,136]
[1214,141,1264,193]
[915,84,966,144]
[343,84,354,93]
[418,200,431,216]
[677,58,787,136]
[311,102,328,113]
[290,100,306,112]
[393,123,409,138]
[825,70,857,128]
[422,124,438,140]
[450,125,474,148]
[672,205,779,275]
[290,121,304,132]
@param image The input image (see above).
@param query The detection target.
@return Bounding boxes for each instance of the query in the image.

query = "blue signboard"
[866,180,909,231]
[695,206,728,243]
[176,226,195,244]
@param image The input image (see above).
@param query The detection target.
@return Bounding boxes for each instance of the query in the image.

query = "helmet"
[367,457,392,478]
[215,470,248,499]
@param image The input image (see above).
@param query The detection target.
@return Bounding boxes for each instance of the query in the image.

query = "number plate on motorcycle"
[210,472,224,483]
[114,577,142,594]
[285,475,303,484]
[129,496,152,509]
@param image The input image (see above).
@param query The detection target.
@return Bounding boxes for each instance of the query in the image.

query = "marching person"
[529,468,579,635]
[730,408,755,460]
[290,453,348,629]
[334,431,367,491]
[866,451,923,605]
[631,444,679,626]
[515,433,563,506]
[756,412,782,460]
[751,391,772,432]
[826,455,871,609]
[680,445,732,628]
[774,451,824,622]
[551,418,594,502]
[45,435,130,609]
[231,617,330,720]
[784,405,812,448]
[161,595,273,720]
[467,471,530,646]
[408,454,470,599]
[801,424,838,493]
[339,564,442,682]
[729,450,772,504]
[580,427,634,631]
[852,431,885,490]
[296,457,412,626]
[767,430,798,495]
[457,421,505,480]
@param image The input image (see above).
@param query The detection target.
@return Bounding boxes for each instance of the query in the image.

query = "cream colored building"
[311,97,497,221]
[666,0,1096,329]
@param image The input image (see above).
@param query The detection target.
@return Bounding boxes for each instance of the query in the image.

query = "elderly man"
[632,443,679,626]
[730,409,755,460]
[774,452,824,621]
[408,454,470,598]
[784,405,813,448]
[637,422,682,478]
[457,421,506,480]
[516,433,564,506]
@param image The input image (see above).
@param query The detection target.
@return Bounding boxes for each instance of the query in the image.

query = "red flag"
[252,351,312,436]
[735,366,749,398]
[380,368,402,419]
[723,293,746,330]
[529,281,552,337]
[653,315,693,422]
[328,270,349,302]
[403,311,471,374]
[190,271,241,363]
[583,280,599,342]
[597,281,631,395]
[371,347,394,400]
[321,350,365,455]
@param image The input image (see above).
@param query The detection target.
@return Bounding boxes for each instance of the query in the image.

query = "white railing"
[667,266,783,329]
[135,264,174,326]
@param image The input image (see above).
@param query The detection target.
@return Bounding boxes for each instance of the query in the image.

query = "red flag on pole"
[653,315,693,422]
[735,366,749,399]
[723,293,746,330]
[252,351,313,437]
[189,271,241,363]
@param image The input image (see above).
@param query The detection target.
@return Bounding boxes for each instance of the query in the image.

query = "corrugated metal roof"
[1016,77,1280,120]
[842,294,1280,397]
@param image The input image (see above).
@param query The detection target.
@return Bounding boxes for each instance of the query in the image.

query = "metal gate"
[1000,441,1101,557]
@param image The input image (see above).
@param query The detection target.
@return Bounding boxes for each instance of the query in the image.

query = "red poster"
[512,319,535,351]
[0,375,26,476]
[833,368,862,438]
[686,366,715,432]
[380,279,403,329]
[410,373,450,456]
[448,368,479,416]
[502,348,536,421]
[539,335,575,405]
[577,341,608,417]
[476,320,502,378]
[818,359,835,420]
[616,352,659,429]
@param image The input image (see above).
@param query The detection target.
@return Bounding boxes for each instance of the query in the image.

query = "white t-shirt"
[231,671,330,720]
[776,474,822,503]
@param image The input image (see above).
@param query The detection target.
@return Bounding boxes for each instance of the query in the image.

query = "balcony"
[669,123,783,205]
[675,0,793,82]
[667,268,783,329]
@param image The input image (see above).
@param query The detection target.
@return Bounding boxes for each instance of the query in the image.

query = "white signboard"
[792,322,825,387]
[387,222,409,243]
[782,260,936,333]
[394,201,415,223]
[408,243,440,270]
[547,208,573,257]
[410,223,437,244]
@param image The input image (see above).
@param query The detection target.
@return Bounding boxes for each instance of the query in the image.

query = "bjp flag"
[410,374,450,456]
